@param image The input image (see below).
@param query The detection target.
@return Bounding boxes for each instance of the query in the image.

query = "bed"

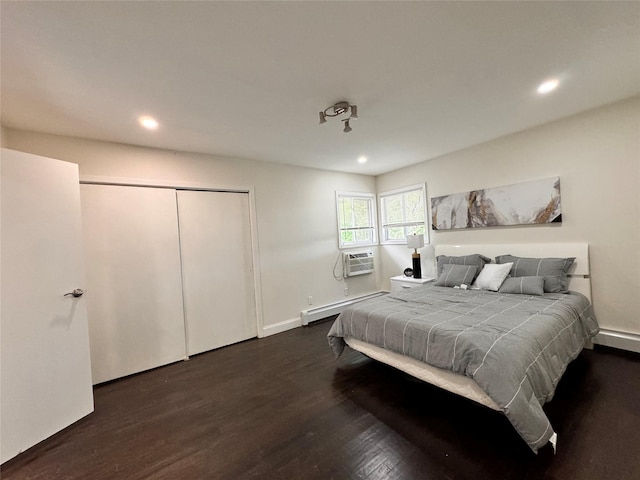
[327,243,599,453]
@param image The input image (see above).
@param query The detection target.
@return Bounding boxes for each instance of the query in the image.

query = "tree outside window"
[336,192,377,248]
[379,184,427,244]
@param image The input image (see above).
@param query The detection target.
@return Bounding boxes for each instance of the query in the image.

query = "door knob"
[64,288,85,298]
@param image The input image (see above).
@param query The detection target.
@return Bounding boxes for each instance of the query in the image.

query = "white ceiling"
[2,1,639,176]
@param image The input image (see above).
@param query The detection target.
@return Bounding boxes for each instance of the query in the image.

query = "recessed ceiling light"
[358,156,367,164]
[537,79,559,95]
[139,116,159,130]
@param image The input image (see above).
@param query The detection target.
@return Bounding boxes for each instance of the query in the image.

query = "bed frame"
[345,243,592,414]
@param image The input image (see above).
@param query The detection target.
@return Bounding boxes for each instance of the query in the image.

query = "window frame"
[335,191,378,249]
[378,183,428,245]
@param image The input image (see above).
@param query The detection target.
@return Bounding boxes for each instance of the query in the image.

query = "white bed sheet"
[344,337,500,411]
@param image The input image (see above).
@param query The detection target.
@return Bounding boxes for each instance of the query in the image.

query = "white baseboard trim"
[301,291,386,326]
[260,317,302,338]
[593,329,640,354]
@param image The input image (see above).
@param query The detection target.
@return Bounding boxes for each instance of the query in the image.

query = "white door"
[80,184,187,384]
[1,149,94,464]
[177,190,257,356]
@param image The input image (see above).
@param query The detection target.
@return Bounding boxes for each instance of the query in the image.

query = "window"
[336,191,377,248]
[379,184,427,244]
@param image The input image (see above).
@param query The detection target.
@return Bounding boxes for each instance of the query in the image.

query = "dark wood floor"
[3,318,639,480]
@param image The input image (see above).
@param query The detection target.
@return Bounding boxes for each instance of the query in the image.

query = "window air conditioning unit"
[344,251,374,277]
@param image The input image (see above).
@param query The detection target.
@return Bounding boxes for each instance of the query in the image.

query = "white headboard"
[434,243,591,301]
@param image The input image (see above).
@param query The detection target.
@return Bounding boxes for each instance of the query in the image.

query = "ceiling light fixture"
[319,101,358,133]
[139,116,159,130]
[358,156,367,164]
[537,79,559,95]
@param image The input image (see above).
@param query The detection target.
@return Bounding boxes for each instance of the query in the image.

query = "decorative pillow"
[495,255,575,293]
[499,276,545,296]
[435,264,479,287]
[436,254,491,282]
[471,262,513,291]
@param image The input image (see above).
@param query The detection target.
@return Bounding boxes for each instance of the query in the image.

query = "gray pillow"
[495,255,575,293]
[498,276,545,296]
[436,254,491,282]
[435,264,479,287]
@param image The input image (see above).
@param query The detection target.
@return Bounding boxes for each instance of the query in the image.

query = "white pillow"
[472,262,513,291]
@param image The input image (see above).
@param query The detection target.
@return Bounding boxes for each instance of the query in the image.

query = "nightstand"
[390,275,435,292]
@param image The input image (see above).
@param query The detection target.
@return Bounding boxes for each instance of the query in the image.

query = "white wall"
[3,131,379,334]
[377,96,640,337]
[5,96,639,338]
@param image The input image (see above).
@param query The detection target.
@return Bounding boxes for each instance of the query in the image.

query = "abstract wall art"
[431,177,561,230]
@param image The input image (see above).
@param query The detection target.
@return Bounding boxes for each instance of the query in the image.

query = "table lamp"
[406,234,425,279]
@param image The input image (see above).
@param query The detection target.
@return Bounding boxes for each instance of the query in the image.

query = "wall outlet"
[307,296,313,305]
[344,287,349,296]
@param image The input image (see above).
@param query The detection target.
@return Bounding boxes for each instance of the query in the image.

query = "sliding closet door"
[80,184,186,384]
[177,190,257,356]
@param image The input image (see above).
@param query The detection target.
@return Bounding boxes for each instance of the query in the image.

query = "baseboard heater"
[593,328,640,354]
[301,291,385,326]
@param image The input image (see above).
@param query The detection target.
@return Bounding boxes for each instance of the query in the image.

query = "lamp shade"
[406,234,425,250]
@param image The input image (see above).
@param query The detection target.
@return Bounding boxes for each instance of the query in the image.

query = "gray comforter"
[327,285,599,452]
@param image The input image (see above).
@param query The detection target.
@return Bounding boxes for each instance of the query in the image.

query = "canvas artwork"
[431,177,561,230]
